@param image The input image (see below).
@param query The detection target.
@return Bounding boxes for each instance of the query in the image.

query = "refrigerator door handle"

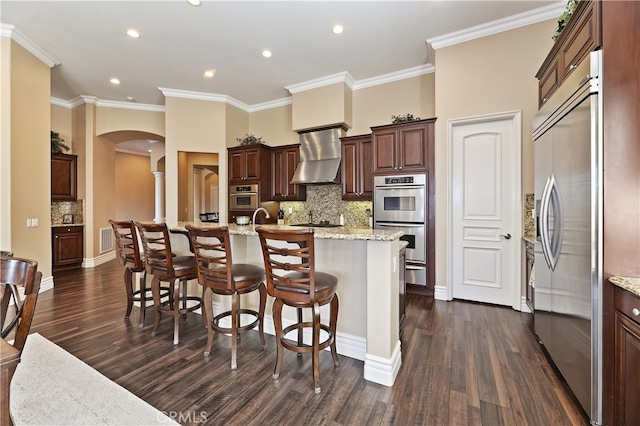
[539,175,554,270]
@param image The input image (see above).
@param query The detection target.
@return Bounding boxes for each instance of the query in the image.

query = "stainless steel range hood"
[290,127,346,185]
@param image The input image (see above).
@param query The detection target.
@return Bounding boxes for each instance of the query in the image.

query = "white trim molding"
[427,2,565,50]
[83,251,116,269]
[363,341,402,387]
[0,23,59,67]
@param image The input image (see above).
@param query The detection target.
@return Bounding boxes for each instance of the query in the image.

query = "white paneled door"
[449,112,522,309]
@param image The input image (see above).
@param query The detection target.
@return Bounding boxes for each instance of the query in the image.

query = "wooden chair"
[134,222,202,345]
[109,220,169,327]
[186,225,267,369]
[1,257,42,425]
[256,226,339,394]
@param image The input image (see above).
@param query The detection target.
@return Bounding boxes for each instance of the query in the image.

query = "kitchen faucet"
[252,207,270,228]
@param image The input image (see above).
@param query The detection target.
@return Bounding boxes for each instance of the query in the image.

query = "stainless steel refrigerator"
[533,50,602,425]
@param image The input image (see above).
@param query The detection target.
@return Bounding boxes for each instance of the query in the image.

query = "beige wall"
[249,104,297,148]
[224,104,249,147]
[51,104,73,151]
[96,106,165,137]
[164,97,227,223]
[1,37,12,250]
[433,19,556,289]
[114,152,155,221]
[1,39,52,275]
[351,73,435,135]
[291,82,352,131]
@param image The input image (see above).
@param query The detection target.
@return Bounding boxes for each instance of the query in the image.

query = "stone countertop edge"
[609,276,640,298]
[52,223,84,227]
[169,222,404,242]
[522,235,536,244]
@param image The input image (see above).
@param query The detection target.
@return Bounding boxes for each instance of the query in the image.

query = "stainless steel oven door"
[375,221,425,263]
[229,193,258,211]
[374,186,426,223]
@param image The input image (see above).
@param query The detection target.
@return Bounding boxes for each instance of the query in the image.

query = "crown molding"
[353,64,434,91]
[427,1,565,50]
[0,23,59,67]
[247,97,292,113]
[285,71,355,94]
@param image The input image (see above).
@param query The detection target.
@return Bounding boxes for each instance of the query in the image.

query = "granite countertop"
[51,223,84,228]
[609,276,640,298]
[523,235,536,244]
[169,222,403,242]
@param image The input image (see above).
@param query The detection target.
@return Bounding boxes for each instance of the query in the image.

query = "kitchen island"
[169,222,404,386]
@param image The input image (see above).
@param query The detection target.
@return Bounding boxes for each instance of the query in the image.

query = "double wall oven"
[374,174,427,286]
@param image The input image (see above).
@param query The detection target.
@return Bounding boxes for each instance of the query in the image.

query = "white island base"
[169,223,403,386]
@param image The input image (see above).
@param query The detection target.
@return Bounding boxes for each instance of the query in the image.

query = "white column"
[153,171,165,223]
[193,168,202,221]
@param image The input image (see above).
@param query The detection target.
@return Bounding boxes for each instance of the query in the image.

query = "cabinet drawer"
[615,285,640,326]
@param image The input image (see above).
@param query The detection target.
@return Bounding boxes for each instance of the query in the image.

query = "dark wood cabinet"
[51,153,77,201]
[228,145,271,184]
[371,119,435,175]
[271,144,305,201]
[52,226,83,271]
[613,286,640,426]
[340,134,372,200]
[536,0,601,107]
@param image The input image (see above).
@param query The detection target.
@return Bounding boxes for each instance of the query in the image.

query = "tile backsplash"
[280,184,372,228]
[51,200,84,225]
[523,193,535,240]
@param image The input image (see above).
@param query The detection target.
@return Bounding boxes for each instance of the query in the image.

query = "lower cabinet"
[52,226,83,271]
[614,286,640,425]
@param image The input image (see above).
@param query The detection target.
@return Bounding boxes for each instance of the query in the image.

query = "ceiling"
[1,0,562,108]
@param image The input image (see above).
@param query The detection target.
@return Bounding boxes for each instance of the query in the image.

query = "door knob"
[500,233,512,240]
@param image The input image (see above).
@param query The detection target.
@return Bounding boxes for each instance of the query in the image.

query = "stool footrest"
[280,322,334,354]
[211,309,261,334]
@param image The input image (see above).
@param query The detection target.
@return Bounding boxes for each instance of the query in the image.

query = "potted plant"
[51,131,70,153]
[552,0,579,41]
[235,133,265,146]
[391,113,421,124]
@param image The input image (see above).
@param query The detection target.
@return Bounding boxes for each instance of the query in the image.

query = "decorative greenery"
[235,133,265,146]
[552,0,579,42]
[391,113,421,124]
[51,131,70,153]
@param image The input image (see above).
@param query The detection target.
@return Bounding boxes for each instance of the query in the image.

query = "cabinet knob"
[542,97,548,103]
[55,235,59,239]
[633,308,640,317]
[569,64,578,70]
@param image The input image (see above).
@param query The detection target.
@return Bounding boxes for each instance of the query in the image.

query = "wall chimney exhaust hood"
[290,126,346,185]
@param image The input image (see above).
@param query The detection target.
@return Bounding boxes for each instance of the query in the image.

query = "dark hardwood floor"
[27,260,589,425]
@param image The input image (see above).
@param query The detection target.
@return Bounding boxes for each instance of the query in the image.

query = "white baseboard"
[434,285,449,300]
[520,297,532,313]
[363,340,402,387]
[83,251,116,268]
[212,302,367,361]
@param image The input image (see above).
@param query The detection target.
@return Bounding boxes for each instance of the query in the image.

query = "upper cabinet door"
[271,144,305,201]
[372,119,434,175]
[341,134,372,200]
[51,153,77,201]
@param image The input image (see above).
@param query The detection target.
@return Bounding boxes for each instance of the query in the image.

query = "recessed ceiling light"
[110,78,121,85]
[187,0,201,6]
[203,69,215,78]
[262,50,272,58]
[126,29,140,38]
[126,96,135,102]
[332,25,344,34]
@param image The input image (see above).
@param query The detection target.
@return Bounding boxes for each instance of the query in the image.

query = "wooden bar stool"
[109,220,170,327]
[186,225,267,369]
[256,226,339,394]
[134,222,202,345]
[1,257,42,426]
